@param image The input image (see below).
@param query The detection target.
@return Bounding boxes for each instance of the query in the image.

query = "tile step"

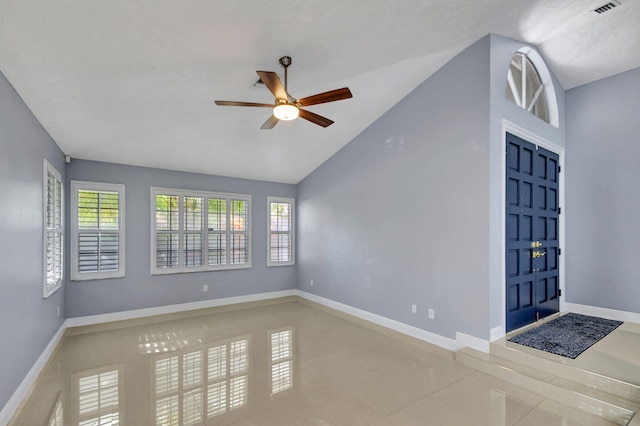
[456,347,636,425]
[490,342,640,404]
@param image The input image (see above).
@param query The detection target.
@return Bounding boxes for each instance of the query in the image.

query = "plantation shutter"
[71,181,125,280]
[44,160,63,298]
[267,197,295,266]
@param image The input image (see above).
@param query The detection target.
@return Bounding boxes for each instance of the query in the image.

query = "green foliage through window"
[152,189,251,273]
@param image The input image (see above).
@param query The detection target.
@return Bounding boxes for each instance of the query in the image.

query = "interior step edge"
[456,348,636,426]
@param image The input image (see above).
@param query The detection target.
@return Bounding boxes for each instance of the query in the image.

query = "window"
[268,197,295,266]
[151,188,251,274]
[43,160,63,298]
[71,181,125,280]
[505,51,549,123]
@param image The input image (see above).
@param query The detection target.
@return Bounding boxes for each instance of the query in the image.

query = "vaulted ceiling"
[1,0,638,183]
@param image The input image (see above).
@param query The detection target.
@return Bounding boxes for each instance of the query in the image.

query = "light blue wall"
[0,72,66,410]
[298,36,492,340]
[297,34,569,341]
[565,67,640,314]
[487,35,566,332]
[65,160,297,317]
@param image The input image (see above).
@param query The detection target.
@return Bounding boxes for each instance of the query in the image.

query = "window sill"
[151,264,252,275]
[267,261,296,267]
[71,273,126,281]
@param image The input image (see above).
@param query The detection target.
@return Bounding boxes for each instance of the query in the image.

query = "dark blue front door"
[506,132,560,332]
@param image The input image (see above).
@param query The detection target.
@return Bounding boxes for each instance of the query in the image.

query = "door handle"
[532,250,546,258]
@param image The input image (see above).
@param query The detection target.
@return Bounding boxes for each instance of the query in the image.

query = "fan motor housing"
[279,56,292,68]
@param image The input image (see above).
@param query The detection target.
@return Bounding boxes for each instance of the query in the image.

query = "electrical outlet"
[203,284,208,292]
[411,304,417,314]
[428,309,435,320]
[310,279,314,287]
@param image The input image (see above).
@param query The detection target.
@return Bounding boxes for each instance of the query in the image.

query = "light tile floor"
[500,319,640,387]
[10,301,625,425]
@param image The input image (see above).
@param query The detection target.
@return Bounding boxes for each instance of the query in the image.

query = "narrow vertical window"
[156,194,180,270]
[43,159,63,298]
[184,197,204,267]
[230,199,249,265]
[207,199,227,266]
[71,181,125,280]
[267,197,295,266]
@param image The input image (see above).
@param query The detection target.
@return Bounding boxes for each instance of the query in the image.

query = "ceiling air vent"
[593,1,621,14]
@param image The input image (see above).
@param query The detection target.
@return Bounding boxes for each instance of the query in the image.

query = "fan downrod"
[278,56,292,96]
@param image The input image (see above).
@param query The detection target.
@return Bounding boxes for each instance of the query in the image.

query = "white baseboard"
[66,290,297,328]
[295,290,463,352]
[564,303,640,324]
[456,332,490,353]
[490,326,503,342]
[0,321,67,425]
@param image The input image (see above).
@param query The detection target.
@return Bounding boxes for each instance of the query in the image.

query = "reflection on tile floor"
[9,301,621,425]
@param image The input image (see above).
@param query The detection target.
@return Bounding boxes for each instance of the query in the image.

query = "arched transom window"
[505,51,550,123]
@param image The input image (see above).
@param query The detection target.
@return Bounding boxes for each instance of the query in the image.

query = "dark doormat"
[508,313,623,359]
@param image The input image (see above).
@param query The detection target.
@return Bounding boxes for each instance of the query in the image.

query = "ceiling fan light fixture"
[215,57,352,129]
[273,103,299,121]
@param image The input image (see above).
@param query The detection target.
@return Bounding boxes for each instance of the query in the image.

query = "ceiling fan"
[215,56,353,129]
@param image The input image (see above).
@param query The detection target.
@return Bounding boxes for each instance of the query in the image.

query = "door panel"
[506,133,560,332]
[532,144,560,321]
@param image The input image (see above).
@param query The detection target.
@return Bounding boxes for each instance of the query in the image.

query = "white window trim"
[43,159,63,298]
[267,196,295,267]
[150,187,252,275]
[505,47,559,128]
[70,181,126,281]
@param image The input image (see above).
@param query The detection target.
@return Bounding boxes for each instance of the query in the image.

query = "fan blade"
[297,87,352,107]
[257,71,287,100]
[215,100,273,108]
[299,109,334,127]
[260,115,279,130]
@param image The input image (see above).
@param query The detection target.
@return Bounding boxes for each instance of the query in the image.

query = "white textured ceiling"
[1,0,638,183]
